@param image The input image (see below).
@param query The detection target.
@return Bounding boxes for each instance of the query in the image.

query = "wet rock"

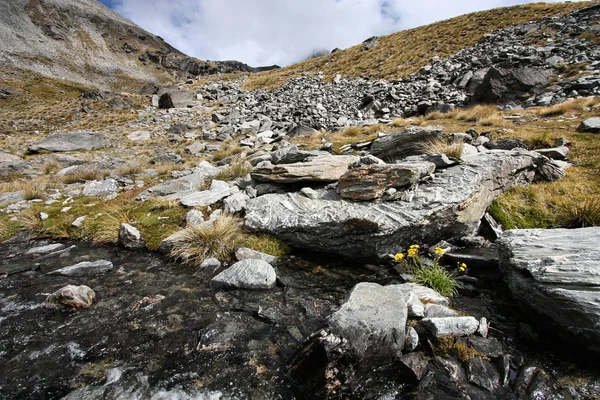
[199,258,221,269]
[465,356,500,392]
[45,285,96,309]
[370,126,444,160]
[25,243,66,256]
[119,223,144,249]
[337,162,435,201]
[129,295,165,310]
[28,132,108,153]
[404,326,420,352]
[576,118,600,133]
[399,352,429,381]
[235,247,278,265]
[421,317,479,337]
[460,336,504,358]
[82,178,118,199]
[48,260,114,277]
[211,259,276,289]
[514,366,571,400]
[251,155,358,183]
[498,227,600,353]
[245,150,543,259]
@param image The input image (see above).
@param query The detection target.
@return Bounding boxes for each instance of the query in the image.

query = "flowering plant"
[394,244,464,297]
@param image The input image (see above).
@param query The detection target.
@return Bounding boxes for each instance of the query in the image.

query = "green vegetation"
[245,234,290,258]
[216,158,252,181]
[434,335,485,362]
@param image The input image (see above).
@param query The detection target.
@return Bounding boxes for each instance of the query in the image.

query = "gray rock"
[420,317,479,337]
[152,152,182,165]
[185,142,206,156]
[82,178,118,199]
[136,164,221,201]
[287,125,319,138]
[399,352,428,381]
[246,150,543,259]
[223,192,250,214]
[185,210,205,226]
[370,126,444,160]
[211,259,276,290]
[199,258,221,269]
[0,151,22,162]
[465,357,500,392]
[180,180,232,207]
[48,260,114,277]
[239,120,261,134]
[473,66,549,104]
[406,292,425,317]
[28,132,108,153]
[576,118,600,133]
[535,145,569,160]
[403,153,459,169]
[404,327,420,352]
[300,187,320,199]
[0,191,25,204]
[25,243,65,255]
[72,216,86,228]
[235,247,278,265]
[45,285,95,309]
[424,303,459,318]
[328,282,408,359]
[498,227,600,353]
[127,130,151,141]
[158,90,194,109]
[251,155,358,183]
[271,146,330,164]
[119,223,144,249]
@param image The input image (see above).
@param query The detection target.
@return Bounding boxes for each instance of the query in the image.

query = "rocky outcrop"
[246,149,546,259]
[45,285,96,309]
[498,227,600,353]
[28,132,108,153]
[251,156,359,183]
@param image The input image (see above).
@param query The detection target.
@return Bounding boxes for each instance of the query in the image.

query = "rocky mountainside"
[0,0,275,91]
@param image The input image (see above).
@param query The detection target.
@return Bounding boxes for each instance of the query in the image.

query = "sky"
[97,0,584,67]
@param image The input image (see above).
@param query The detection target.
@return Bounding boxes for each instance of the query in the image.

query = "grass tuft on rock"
[421,138,464,159]
[434,336,485,362]
[558,196,600,228]
[413,264,461,298]
[216,158,252,181]
[168,215,246,266]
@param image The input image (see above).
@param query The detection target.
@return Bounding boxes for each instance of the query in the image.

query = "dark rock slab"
[577,118,600,133]
[370,126,444,160]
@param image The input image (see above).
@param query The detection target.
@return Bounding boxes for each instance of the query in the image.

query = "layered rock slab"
[251,155,358,183]
[28,132,108,153]
[246,150,542,259]
[497,227,600,353]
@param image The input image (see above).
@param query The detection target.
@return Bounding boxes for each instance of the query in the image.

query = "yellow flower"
[394,253,405,262]
[434,247,445,256]
[407,248,418,257]
[409,244,420,250]
[458,262,467,272]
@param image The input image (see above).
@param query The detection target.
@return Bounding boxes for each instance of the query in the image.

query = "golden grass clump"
[61,168,110,184]
[16,208,45,233]
[421,138,465,159]
[117,161,145,176]
[0,176,56,200]
[168,215,246,266]
[434,335,485,362]
[558,196,600,228]
[245,234,290,258]
[216,159,252,181]
[535,97,600,117]
[86,205,132,244]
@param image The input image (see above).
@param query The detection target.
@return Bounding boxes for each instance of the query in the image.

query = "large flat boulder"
[497,227,600,353]
[370,126,444,160]
[251,155,358,183]
[246,150,544,259]
[28,132,108,153]
[577,118,600,133]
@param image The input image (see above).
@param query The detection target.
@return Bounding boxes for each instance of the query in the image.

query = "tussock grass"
[0,176,56,200]
[245,234,290,258]
[413,264,461,298]
[153,163,185,176]
[421,138,464,159]
[211,144,244,162]
[41,160,61,174]
[61,168,110,184]
[168,215,246,266]
[535,97,600,117]
[117,161,145,176]
[148,198,181,211]
[558,196,600,228]
[242,2,592,91]
[17,208,45,233]
[86,204,133,244]
[216,158,252,181]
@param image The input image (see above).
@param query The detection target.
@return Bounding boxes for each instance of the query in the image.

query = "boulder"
[211,259,276,290]
[158,90,194,109]
[338,162,435,201]
[246,150,544,259]
[127,131,151,141]
[28,132,108,153]
[287,125,319,138]
[576,118,600,133]
[180,180,232,207]
[25,243,65,256]
[472,66,550,104]
[45,285,96,309]
[251,156,358,183]
[185,209,205,226]
[535,145,569,160]
[136,164,220,201]
[498,227,600,353]
[0,151,21,162]
[48,260,114,277]
[82,178,118,199]
[235,247,278,265]
[420,317,480,337]
[223,192,250,214]
[119,223,144,249]
[369,126,444,160]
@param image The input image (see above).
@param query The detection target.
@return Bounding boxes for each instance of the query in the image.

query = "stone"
[0,151,22,162]
[72,216,86,228]
[185,210,205,226]
[327,282,408,359]
[244,150,547,259]
[185,142,206,156]
[370,126,444,160]
[180,180,232,207]
[477,317,489,337]
[300,187,319,199]
[576,118,600,133]
[39,212,49,220]
[287,125,319,138]
[0,191,25,204]
[48,260,114,277]
[465,357,500,392]
[404,327,420,352]
[472,66,549,104]
[251,155,358,183]
[211,259,276,290]
[424,304,459,318]
[28,132,108,153]
[338,162,435,201]
[127,131,151,141]
[152,152,182,165]
[199,258,221,269]
[403,153,459,169]
[235,247,278,265]
[498,227,600,353]
[136,164,221,201]
[223,192,250,214]
[239,120,261,134]
[399,352,429,381]
[420,317,479,337]
[45,285,95,309]
[82,178,118,199]
[25,243,65,255]
[406,292,425,317]
[119,223,144,249]
[271,146,330,165]
[535,145,569,160]
[158,90,194,109]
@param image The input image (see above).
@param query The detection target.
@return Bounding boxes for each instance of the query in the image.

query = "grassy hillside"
[242,1,596,91]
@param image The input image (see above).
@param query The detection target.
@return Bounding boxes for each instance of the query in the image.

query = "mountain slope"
[0,0,271,92]
[243,1,597,91]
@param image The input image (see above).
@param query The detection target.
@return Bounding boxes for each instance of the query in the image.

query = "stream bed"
[1,233,599,399]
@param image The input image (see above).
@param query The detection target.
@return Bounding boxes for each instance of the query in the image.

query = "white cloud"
[112,0,584,67]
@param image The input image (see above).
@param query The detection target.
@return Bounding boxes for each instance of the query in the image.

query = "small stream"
[1,234,599,399]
